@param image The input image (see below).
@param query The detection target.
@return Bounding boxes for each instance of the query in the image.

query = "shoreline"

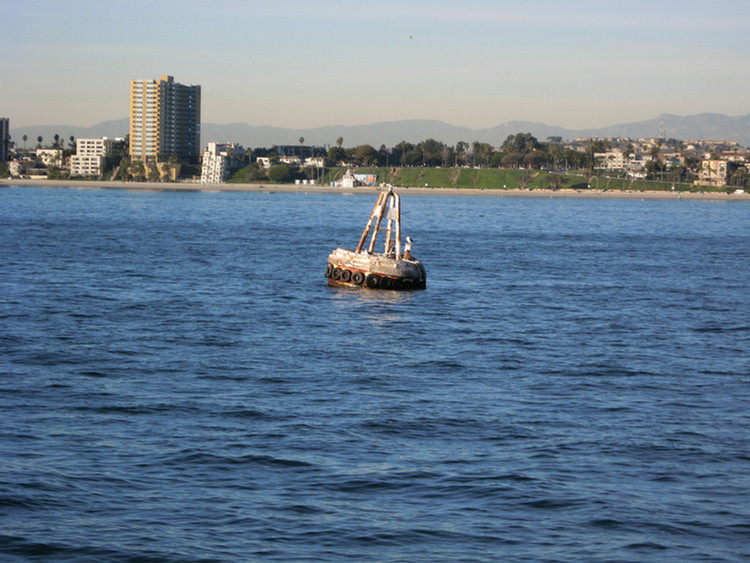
[2,178,748,201]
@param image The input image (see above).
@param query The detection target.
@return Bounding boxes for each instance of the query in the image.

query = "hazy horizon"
[4,1,749,130]
[9,112,750,132]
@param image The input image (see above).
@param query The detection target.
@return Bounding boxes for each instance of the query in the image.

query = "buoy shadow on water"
[328,283,420,305]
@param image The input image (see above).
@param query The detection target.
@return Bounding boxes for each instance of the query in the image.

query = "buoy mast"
[355,188,403,259]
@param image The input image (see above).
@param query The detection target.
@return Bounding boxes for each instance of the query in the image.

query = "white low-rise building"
[70,137,118,177]
[36,149,63,167]
[624,154,652,178]
[76,137,117,157]
[71,155,105,177]
[280,155,302,166]
[201,142,246,183]
[594,150,625,171]
[304,156,325,168]
[9,161,25,176]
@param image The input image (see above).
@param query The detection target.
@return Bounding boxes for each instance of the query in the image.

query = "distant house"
[593,149,653,178]
[70,137,118,177]
[36,148,63,168]
[661,152,684,168]
[336,169,358,188]
[594,150,625,171]
[331,170,377,188]
[624,154,651,179]
[279,155,302,166]
[304,156,325,168]
[696,159,727,187]
[718,151,749,164]
[200,142,246,183]
[257,153,325,170]
[256,157,272,169]
[9,160,25,176]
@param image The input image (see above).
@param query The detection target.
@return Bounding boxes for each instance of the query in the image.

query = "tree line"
[322,133,587,170]
[311,134,746,187]
[226,132,750,188]
[7,130,747,188]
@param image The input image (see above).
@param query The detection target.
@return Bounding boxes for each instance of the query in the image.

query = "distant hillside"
[576,113,750,145]
[10,113,750,149]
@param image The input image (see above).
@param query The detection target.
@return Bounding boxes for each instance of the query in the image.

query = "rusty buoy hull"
[326,248,426,290]
[325,187,426,291]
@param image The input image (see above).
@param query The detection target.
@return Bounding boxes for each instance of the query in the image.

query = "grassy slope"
[321,167,723,193]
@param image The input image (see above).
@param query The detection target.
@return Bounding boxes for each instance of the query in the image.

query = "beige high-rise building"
[129,75,201,163]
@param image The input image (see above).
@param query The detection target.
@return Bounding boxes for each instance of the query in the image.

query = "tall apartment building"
[129,75,201,163]
[0,118,9,161]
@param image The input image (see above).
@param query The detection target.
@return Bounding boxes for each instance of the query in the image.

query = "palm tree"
[37,136,43,149]
[22,134,28,150]
[471,141,482,167]
[167,155,180,181]
[455,141,467,167]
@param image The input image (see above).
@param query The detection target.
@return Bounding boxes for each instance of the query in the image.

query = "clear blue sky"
[3,0,749,129]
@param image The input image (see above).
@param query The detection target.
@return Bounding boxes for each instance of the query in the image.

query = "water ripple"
[2,188,749,562]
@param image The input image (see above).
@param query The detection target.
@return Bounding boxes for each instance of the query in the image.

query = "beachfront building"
[330,169,377,188]
[304,156,325,168]
[593,149,652,178]
[697,159,728,187]
[9,160,25,176]
[256,157,273,169]
[339,169,358,188]
[36,148,63,168]
[70,137,118,177]
[594,149,625,171]
[70,155,104,177]
[200,142,246,183]
[623,154,651,179]
[280,155,302,166]
[129,75,201,163]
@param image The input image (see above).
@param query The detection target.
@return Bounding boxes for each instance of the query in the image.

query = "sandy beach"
[2,178,748,201]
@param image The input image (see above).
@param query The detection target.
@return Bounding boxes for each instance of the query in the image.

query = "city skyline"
[3,0,750,131]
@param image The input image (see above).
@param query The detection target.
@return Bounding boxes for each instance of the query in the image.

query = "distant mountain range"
[10,113,750,149]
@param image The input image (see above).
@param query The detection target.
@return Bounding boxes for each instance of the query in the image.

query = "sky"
[3,0,749,130]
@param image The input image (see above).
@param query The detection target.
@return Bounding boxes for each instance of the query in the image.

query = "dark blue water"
[2,186,749,562]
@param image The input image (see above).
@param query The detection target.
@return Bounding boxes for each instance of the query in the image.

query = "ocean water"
[1,185,749,562]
